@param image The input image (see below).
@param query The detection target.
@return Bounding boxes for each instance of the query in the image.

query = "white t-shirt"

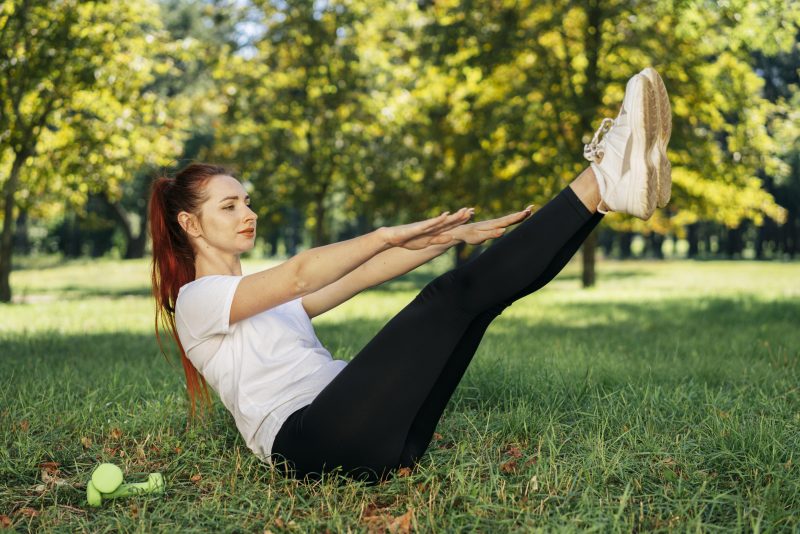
[174,275,347,464]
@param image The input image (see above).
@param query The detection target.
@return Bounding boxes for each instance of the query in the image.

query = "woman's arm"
[300,241,456,319]
[299,206,534,319]
[230,210,470,325]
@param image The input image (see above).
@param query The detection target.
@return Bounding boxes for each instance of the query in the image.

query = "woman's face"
[180,174,258,256]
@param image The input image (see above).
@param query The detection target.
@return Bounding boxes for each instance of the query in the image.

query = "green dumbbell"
[86,463,165,507]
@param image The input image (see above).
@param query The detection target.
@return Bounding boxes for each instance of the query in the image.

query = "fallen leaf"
[110,428,123,440]
[19,420,29,432]
[504,445,523,458]
[0,515,10,527]
[39,461,60,473]
[130,503,139,519]
[500,459,517,473]
[396,467,412,477]
[174,446,182,454]
[274,517,285,528]
[433,432,443,440]
[17,508,38,517]
[41,469,69,487]
[80,436,92,449]
[387,508,414,534]
[190,474,202,482]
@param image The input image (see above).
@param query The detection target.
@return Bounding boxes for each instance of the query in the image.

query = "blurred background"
[1,0,798,302]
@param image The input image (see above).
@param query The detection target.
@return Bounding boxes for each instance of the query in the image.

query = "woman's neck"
[194,252,243,278]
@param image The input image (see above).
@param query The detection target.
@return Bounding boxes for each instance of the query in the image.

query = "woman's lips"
[239,229,255,236]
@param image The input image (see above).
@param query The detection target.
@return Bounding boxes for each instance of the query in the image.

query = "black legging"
[271,184,604,482]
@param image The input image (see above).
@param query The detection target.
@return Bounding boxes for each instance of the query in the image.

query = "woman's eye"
[224,205,234,210]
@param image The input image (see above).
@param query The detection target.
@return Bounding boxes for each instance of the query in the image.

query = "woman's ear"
[177,211,202,238]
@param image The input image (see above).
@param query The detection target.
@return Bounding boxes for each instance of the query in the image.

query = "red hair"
[148,162,233,422]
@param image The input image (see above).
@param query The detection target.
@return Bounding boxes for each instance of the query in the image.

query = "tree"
[0,0,186,301]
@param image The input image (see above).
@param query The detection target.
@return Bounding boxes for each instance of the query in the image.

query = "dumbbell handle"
[101,473,164,500]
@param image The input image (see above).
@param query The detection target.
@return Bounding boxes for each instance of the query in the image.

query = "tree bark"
[579,1,603,287]
[13,207,30,254]
[687,223,699,258]
[619,231,633,259]
[648,232,664,259]
[582,231,597,287]
[0,151,30,302]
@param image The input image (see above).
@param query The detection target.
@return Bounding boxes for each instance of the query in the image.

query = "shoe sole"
[626,74,659,220]
[640,67,672,208]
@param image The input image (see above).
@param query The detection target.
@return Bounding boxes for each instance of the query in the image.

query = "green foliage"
[0,0,189,221]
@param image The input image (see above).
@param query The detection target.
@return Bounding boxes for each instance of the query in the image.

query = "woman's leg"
[397,208,604,467]
[271,169,601,482]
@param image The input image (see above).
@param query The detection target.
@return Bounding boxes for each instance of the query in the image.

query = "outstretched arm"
[300,206,533,319]
[300,241,457,319]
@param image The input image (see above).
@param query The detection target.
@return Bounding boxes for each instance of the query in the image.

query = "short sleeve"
[175,275,243,346]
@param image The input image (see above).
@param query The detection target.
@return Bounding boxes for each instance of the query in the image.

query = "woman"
[149,67,671,483]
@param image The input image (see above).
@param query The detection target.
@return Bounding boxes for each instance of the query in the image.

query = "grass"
[1,255,799,532]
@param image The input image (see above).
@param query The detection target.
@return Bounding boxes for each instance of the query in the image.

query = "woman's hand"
[446,205,534,245]
[378,207,474,250]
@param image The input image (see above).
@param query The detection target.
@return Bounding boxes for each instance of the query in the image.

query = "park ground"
[1,256,798,532]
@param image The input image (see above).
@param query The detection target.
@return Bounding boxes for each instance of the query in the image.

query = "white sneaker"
[639,67,672,208]
[583,73,660,220]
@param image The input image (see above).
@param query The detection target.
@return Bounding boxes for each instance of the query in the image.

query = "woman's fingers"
[424,207,472,233]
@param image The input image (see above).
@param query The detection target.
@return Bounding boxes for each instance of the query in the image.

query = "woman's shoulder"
[179,274,243,294]
[176,275,244,314]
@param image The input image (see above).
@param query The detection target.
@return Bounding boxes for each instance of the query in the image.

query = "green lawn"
[1,256,798,532]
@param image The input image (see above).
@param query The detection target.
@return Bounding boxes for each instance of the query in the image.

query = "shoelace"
[583,118,615,163]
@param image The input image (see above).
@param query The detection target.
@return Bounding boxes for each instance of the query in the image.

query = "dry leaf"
[504,445,523,458]
[174,446,182,454]
[38,461,60,473]
[396,467,412,477]
[17,508,39,517]
[274,517,285,528]
[0,515,10,527]
[387,508,414,534]
[41,469,69,487]
[500,459,517,473]
[110,428,123,440]
[130,503,139,519]
[433,432,443,440]
[80,436,92,449]
[190,474,202,483]
[19,420,29,432]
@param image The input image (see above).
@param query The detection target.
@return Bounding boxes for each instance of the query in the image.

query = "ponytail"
[148,163,233,423]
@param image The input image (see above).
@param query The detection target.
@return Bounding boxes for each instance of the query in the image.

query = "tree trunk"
[0,151,29,302]
[785,208,797,259]
[313,198,327,246]
[581,231,597,287]
[648,232,664,259]
[13,207,30,255]
[725,222,744,259]
[619,231,633,259]
[580,1,603,287]
[687,222,699,258]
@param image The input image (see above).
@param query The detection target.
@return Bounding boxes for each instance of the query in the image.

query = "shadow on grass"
[3,294,794,403]
[367,266,652,294]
